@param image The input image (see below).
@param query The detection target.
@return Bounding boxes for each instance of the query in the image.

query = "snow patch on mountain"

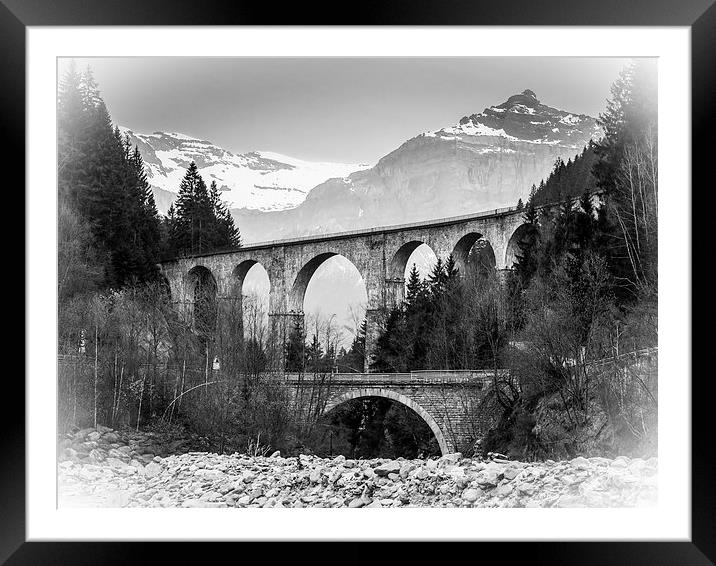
[424,90,602,148]
[119,128,370,214]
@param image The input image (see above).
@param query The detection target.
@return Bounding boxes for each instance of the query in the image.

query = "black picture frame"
[6,0,711,562]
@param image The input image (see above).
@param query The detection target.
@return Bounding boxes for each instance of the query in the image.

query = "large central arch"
[289,252,339,312]
[323,388,452,455]
[388,241,438,306]
[390,240,429,280]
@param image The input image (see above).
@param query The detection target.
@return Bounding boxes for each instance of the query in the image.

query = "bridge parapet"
[283,369,506,387]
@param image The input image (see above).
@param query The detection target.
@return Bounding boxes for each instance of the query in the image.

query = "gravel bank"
[57,426,658,508]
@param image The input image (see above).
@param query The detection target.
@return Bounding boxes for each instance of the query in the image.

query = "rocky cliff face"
[231,90,602,242]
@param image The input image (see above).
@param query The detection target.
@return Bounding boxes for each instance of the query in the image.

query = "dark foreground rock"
[57,427,657,509]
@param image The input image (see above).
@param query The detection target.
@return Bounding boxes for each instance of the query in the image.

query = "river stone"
[437,453,462,468]
[462,488,480,503]
[89,449,106,463]
[503,467,520,481]
[144,462,162,479]
[56,426,659,510]
[374,461,401,477]
[74,428,94,441]
[570,456,591,470]
[477,467,501,488]
[348,497,367,508]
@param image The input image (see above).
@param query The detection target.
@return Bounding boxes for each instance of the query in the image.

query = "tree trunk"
[93,324,98,428]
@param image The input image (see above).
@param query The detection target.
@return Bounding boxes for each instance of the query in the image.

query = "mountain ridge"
[228,90,602,242]
[125,89,602,243]
[119,127,369,214]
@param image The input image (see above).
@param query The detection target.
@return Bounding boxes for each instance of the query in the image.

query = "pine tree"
[344,319,367,372]
[523,186,538,225]
[369,308,410,372]
[405,263,423,307]
[58,61,86,205]
[124,141,161,280]
[285,318,306,372]
[169,162,213,255]
[168,167,242,256]
[427,257,445,298]
[209,181,241,249]
[78,66,103,111]
[591,59,657,299]
[444,254,459,282]
[58,62,105,299]
[306,333,325,373]
[57,63,163,290]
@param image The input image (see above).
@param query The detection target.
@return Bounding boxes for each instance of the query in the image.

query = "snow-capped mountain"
[433,89,601,147]
[119,128,369,214]
[230,90,603,243]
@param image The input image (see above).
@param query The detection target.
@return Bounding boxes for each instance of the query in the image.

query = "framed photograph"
[9,0,711,562]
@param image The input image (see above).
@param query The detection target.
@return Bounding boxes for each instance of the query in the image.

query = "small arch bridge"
[285,369,503,455]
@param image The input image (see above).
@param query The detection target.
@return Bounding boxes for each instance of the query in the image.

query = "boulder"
[438,453,463,467]
[74,428,94,441]
[374,461,401,477]
[462,488,480,503]
[570,456,591,470]
[502,467,520,481]
[144,462,162,479]
[88,449,106,463]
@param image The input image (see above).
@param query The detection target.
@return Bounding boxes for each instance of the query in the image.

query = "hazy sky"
[60,57,631,164]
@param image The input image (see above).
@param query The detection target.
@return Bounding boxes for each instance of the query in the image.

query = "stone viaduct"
[284,370,502,455]
[159,204,533,371]
[156,197,603,455]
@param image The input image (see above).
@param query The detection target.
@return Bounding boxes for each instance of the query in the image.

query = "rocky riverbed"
[57,426,658,508]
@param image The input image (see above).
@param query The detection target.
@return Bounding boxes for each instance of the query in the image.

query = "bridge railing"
[282,369,507,386]
[159,189,608,262]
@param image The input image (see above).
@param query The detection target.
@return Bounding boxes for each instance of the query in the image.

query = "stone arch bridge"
[285,369,502,455]
[160,205,534,370]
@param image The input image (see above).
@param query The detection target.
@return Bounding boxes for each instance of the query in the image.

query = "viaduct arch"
[160,205,533,371]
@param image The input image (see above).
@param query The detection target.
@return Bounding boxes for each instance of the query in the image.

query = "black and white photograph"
[11,16,701,551]
[54,54,661,510]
